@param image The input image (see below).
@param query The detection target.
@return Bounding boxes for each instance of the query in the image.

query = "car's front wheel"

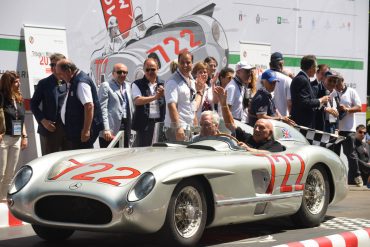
[291,165,330,227]
[32,224,74,241]
[160,178,207,247]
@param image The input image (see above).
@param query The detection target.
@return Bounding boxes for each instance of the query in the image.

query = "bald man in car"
[214,86,284,152]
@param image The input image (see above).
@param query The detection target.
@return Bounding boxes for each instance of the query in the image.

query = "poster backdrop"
[23,25,68,160]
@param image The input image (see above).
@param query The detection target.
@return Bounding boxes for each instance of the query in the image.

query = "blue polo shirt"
[248,87,277,126]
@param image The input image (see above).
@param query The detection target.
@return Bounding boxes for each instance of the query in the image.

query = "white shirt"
[131,82,160,119]
[61,82,93,124]
[326,90,339,123]
[225,77,243,120]
[273,71,292,116]
[164,71,196,128]
[338,86,361,132]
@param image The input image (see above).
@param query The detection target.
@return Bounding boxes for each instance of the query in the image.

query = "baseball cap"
[261,69,279,83]
[270,52,284,62]
[324,70,342,79]
[235,61,255,71]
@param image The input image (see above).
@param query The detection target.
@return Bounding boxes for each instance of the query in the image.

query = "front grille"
[35,196,112,225]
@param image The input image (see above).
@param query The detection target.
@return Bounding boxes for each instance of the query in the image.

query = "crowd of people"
[0,50,369,201]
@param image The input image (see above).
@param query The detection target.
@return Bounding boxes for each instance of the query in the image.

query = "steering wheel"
[215,132,240,144]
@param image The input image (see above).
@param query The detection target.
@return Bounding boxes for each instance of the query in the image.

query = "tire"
[291,166,330,227]
[160,178,207,247]
[32,224,74,241]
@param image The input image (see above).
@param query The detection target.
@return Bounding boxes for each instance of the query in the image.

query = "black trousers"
[335,131,360,184]
[134,118,159,147]
[40,120,68,154]
[99,118,131,148]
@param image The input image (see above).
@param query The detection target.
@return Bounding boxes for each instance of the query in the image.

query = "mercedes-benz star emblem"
[69,182,82,190]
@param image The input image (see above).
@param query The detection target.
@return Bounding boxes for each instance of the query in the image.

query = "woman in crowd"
[204,56,218,86]
[0,71,28,200]
[192,62,213,126]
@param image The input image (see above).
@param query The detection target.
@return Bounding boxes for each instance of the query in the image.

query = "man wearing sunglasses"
[353,124,370,188]
[98,63,134,148]
[131,58,165,147]
[31,53,69,154]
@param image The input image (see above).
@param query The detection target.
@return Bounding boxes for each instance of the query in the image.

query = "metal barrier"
[107,131,125,148]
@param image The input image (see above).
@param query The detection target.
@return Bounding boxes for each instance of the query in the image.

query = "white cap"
[236,61,255,71]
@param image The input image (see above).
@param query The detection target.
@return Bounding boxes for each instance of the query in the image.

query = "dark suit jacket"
[354,139,370,176]
[30,74,67,136]
[290,71,320,128]
[313,82,327,131]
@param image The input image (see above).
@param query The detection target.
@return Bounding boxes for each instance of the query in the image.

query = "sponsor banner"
[23,25,68,86]
[239,41,271,76]
[22,25,68,160]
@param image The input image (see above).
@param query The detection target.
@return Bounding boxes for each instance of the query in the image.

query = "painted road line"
[273,228,370,247]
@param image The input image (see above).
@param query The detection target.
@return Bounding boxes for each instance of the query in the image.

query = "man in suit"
[31,53,68,154]
[353,124,370,187]
[290,55,329,128]
[98,63,134,148]
[312,70,340,132]
[56,59,103,150]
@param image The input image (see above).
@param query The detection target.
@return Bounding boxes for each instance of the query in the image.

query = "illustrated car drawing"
[7,120,347,246]
[90,4,229,85]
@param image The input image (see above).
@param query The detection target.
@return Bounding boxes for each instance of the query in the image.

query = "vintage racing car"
[7,120,347,246]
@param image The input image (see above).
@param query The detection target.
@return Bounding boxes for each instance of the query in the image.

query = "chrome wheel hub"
[304,169,325,215]
[174,186,203,238]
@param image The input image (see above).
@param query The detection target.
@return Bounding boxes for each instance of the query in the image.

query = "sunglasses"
[116,70,128,75]
[50,63,56,67]
[145,68,156,72]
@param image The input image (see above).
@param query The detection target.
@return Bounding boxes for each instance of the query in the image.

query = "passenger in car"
[192,111,220,142]
[214,86,285,153]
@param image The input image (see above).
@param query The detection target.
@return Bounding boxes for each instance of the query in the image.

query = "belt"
[148,118,161,122]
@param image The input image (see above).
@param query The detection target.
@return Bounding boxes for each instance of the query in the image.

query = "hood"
[45,146,213,187]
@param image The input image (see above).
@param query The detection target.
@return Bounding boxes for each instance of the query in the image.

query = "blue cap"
[261,69,279,83]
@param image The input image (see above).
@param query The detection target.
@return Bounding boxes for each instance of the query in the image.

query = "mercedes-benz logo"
[69,182,82,190]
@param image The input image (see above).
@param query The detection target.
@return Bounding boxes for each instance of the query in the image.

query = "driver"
[214,86,285,152]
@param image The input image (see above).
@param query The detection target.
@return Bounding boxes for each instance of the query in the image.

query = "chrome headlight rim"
[8,166,33,195]
[127,172,156,202]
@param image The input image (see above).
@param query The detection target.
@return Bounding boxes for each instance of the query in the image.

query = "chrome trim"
[215,192,303,207]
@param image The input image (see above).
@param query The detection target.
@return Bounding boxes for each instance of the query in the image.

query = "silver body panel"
[8,121,348,233]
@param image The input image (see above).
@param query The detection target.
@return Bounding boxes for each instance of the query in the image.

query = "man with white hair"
[192,111,220,142]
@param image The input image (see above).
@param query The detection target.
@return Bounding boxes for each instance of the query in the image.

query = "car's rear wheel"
[291,165,330,227]
[32,224,74,241]
[160,178,207,247]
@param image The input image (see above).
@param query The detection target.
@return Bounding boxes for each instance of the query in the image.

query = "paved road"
[0,187,369,247]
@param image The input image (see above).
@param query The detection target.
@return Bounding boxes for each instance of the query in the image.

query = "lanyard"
[176,71,195,101]
[13,99,19,120]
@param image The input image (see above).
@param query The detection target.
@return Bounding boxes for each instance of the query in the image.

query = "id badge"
[12,120,22,136]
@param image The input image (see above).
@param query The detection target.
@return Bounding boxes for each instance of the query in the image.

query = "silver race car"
[7,120,347,246]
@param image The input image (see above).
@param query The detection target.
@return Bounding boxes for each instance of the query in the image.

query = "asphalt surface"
[0,186,369,247]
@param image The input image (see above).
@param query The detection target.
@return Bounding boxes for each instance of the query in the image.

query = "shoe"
[354,176,363,187]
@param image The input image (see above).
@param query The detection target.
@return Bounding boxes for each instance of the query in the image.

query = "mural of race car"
[90,4,228,85]
[7,120,347,246]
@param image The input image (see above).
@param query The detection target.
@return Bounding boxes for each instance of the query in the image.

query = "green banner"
[228,54,363,70]
[0,38,25,52]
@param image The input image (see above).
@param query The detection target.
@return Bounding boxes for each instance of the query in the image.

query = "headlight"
[212,20,228,50]
[127,172,155,202]
[8,166,33,195]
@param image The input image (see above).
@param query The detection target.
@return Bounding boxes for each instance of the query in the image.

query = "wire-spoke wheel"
[291,166,330,228]
[160,178,207,247]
